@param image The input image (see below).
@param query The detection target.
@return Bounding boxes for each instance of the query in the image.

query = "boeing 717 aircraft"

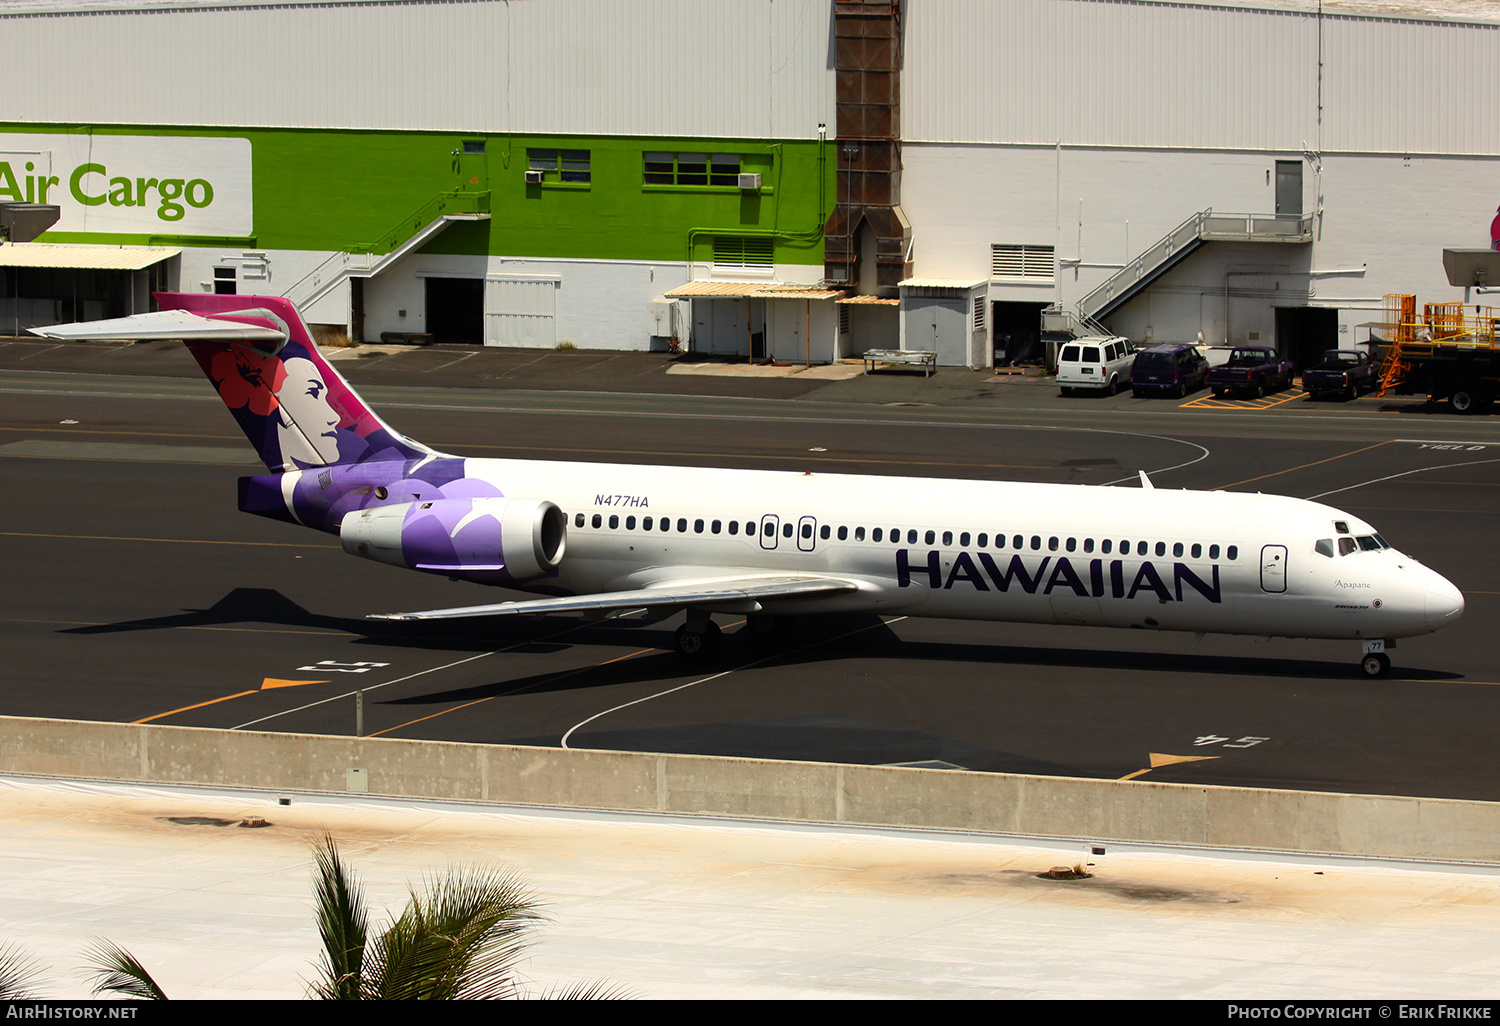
[33,293,1464,677]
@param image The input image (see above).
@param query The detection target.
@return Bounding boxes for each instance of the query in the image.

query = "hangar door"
[484,276,558,348]
[903,294,967,366]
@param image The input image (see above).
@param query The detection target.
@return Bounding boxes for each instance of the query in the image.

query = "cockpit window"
[1338,537,1358,556]
[1315,538,1334,558]
[1357,535,1381,551]
[1334,521,1350,535]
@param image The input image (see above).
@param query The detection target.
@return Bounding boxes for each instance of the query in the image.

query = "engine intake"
[340,497,566,581]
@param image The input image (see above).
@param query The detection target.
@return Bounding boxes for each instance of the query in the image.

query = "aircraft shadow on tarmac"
[64,588,1464,685]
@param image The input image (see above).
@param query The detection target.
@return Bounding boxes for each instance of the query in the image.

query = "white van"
[1057,336,1137,395]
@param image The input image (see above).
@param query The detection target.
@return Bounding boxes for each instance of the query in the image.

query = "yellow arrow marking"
[134,679,332,724]
[1119,752,1220,780]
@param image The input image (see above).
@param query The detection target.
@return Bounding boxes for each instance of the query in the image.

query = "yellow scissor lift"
[1376,293,1500,413]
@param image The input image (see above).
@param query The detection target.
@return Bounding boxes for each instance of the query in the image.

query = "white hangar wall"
[904,0,1500,155]
[0,0,836,139]
[898,0,1500,351]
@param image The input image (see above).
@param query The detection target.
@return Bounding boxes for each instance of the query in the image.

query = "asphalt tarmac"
[2,338,1497,801]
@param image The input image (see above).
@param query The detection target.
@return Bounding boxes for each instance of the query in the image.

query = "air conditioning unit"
[524,170,545,184]
[737,173,762,190]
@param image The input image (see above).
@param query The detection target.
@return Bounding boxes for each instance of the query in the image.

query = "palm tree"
[84,834,614,1000]
[307,834,543,1000]
[0,942,46,1000]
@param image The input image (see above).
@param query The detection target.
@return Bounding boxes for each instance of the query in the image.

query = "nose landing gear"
[1360,639,1393,678]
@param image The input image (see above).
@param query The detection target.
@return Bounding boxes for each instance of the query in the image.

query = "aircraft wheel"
[674,621,721,658]
[1360,652,1391,678]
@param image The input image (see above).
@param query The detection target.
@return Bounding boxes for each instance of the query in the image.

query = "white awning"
[0,243,180,271]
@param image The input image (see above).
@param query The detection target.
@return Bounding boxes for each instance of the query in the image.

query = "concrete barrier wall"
[2,715,1497,863]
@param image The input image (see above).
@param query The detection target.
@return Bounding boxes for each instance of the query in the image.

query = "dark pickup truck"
[1301,349,1378,401]
[1208,346,1295,398]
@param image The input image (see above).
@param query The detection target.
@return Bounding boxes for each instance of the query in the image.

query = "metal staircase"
[1066,209,1315,328]
[283,189,491,309]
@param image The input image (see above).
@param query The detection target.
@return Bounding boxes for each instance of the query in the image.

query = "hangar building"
[1,0,1496,367]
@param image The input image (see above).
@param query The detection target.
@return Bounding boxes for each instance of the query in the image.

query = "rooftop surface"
[3,774,1499,1000]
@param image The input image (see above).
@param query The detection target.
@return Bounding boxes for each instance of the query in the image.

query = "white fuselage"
[457,457,1463,643]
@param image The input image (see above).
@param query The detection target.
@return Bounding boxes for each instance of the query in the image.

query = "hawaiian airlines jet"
[33,293,1464,678]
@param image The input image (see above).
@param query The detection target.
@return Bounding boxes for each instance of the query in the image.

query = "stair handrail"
[1078,209,1210,319]
[282,188,488,306]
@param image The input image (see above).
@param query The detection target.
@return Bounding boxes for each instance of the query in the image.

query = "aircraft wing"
[28,309,286,342]
[368,574,861,622]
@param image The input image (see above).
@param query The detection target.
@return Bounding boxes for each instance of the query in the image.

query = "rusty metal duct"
[823,0,911,294]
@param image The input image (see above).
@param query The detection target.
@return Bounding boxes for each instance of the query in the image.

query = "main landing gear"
[673,608,722,658]
[1360,639,1394,678]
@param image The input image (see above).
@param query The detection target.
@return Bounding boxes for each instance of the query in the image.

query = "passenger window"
[1048,537,1059,551]
[711,520,721,534]
[693,519,704,533]
[942,531,953,546]
[1138,541,1149,556]
[1209,544,1220,559]
[1101,539,1112,554]
[1083,538,1094,553]
[727,520,736,535]
[1190,543,1201,558]
[1031,536,1042,550]
[820,525,830,540]
[802,523,813,539]
[783,523,793,538]
[959,532,970,546]
[1066,537,1077,552]
[855,527,866,541]
[609,515,619,529]
[591,514,602,529]
[837,526,847,541]
[907,530,918,544]
[1227,545,1239,560]
[1155,542,1166,557]
[925,530,936,545]
[644,516,654,530]
[574,513,585,528]
[678,518,689,533]
[871,528,882,542]
[626,516,636,530]
[1173,542,1183,557]
[1013,535,1023,549]
[1315,538,1335,558]
[977,533,988,547]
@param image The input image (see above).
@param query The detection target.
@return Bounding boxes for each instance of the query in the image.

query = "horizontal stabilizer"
[28,309,287,342]
[369,574,860,622]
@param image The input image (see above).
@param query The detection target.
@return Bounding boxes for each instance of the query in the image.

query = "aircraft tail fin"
[156,293,434,472]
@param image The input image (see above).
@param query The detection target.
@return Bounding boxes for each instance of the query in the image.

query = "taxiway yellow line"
[134,691,260,724]
[1214,440,1392,491]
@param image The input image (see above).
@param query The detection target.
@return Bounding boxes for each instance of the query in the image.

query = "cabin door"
[1260,544,1287,593]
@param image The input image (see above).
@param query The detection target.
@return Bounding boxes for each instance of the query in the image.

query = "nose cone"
[1426,575,1465,630]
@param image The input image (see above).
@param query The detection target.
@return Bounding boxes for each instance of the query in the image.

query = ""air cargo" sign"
[0,134,252,237]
